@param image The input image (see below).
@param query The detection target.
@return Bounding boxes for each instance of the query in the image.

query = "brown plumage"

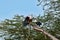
[23,16,32,26]
[25,16,32,23]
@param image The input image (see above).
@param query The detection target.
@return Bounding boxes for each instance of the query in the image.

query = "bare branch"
[33,26,59,40]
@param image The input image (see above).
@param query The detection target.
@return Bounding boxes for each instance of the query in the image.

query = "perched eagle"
[23,16,32,26]
[23,16,42,26]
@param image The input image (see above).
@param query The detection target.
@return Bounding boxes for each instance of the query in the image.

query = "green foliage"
[0,0,60,40]
[37,0,60,39]
[0,15,52,40]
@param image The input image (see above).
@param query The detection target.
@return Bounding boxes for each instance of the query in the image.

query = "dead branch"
[33,26,59,40]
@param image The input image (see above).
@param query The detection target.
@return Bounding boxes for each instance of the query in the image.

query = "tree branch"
[33,26,59,40]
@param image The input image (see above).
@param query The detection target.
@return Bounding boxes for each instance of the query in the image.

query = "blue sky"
[0,0,43,21]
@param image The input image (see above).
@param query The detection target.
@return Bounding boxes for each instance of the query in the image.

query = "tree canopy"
[0,0,60,40]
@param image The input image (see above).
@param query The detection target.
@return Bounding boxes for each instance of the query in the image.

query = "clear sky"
[0,0,43,21]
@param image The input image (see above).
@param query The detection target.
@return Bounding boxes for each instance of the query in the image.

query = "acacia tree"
[0,14,53,40]
[37,0,60,39]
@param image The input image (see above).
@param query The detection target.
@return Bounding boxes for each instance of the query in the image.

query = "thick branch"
[33,26,59,40]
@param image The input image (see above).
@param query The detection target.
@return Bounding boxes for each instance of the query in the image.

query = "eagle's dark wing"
[36,22,42,26]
